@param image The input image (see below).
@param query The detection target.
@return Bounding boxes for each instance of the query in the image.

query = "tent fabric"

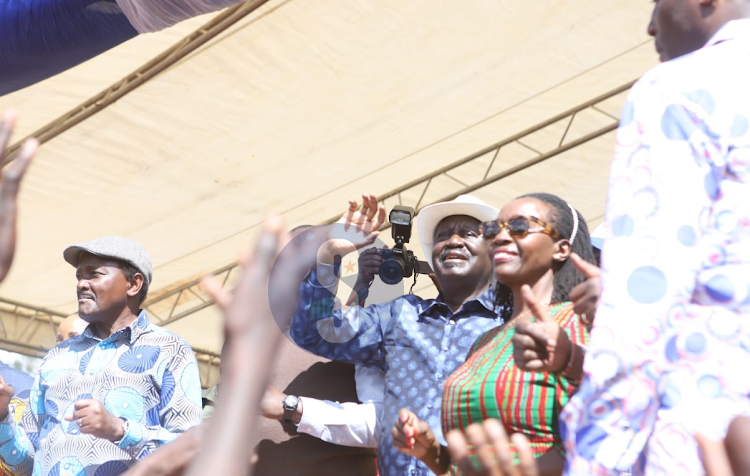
[0,0,659,356]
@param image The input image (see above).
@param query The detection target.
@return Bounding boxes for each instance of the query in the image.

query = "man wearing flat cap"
[0,236,203,476]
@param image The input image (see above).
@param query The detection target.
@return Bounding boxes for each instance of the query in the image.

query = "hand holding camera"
[355,247,385,286]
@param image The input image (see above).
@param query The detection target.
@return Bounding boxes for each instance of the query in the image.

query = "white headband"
[567,203,579,245]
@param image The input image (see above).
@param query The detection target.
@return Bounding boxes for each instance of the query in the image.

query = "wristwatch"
[282,395,300,423]
[114,417,129,444]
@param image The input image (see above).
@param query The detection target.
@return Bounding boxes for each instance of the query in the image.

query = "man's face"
[75,253,131,322]
[648,0,712,62]
[431,215,491,285]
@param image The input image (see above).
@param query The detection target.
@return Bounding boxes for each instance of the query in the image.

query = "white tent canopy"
[0,0,657,386]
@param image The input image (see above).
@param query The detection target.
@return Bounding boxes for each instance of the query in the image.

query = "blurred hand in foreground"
[0,110,37,284]
[697,416,750,476]
[180,216,315,476]
[446,419,539,476]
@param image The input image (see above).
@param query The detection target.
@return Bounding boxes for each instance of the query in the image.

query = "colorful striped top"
[441,302,588,469]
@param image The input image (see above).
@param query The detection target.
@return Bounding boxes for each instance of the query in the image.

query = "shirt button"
[443,346,449,351]
[435,373,443,379]
[449,320,455,325]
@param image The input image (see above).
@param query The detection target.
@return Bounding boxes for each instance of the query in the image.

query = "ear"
[552,239,572,264]
[126,273,144,299]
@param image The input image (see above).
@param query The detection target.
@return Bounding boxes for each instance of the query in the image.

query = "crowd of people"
[0,1,748,475]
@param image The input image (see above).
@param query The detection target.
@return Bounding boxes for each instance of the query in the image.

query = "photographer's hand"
[319,194,386,264]
[346,247,385,307]
[356,247,384,286]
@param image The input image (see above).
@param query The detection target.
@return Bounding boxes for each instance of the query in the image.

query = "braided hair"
[493,193,597,317]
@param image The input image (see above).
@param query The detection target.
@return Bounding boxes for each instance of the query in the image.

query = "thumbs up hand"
[512,285,572,374]
[568,253,600,326]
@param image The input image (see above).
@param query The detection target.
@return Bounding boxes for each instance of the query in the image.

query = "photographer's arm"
[289,263,389,369]
[289,194,391,369]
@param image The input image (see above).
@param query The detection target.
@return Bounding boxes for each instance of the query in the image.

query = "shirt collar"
[705,19,750,48]
[419,287,498,318]
[81,310,152,344]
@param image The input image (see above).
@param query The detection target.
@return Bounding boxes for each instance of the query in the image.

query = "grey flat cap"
[64,236,153,285]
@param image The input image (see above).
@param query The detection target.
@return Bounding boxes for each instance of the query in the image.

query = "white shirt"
[296,365,385,448]
[593,18,750,369]
[562,18,750,472]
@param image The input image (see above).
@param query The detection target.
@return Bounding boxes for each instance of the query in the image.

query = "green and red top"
[441,302,588,471]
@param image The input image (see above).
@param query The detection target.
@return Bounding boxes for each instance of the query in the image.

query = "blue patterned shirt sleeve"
[0,374,42,475]
[115,338,203,458]
[290,263,392,371]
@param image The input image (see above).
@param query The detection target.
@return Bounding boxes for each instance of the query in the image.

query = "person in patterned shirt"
[0,236,203,476]
[290,193,502,476]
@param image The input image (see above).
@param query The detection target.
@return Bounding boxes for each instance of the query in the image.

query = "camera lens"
[379,259,404,285]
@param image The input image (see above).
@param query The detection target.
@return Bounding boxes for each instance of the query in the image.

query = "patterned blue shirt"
[290,265,501,476]
[0,312,203,476]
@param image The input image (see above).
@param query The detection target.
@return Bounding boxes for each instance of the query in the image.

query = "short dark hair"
[494,193,597,316]
[120,261,149,306]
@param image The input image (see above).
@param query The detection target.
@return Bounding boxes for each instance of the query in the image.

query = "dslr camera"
[376,205,432,285]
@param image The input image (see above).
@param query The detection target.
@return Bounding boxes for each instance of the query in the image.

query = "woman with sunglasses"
[392,192,596,476]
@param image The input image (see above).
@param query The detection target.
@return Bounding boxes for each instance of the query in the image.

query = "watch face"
[282,395,299,411]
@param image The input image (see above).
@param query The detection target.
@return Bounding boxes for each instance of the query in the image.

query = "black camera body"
[375,205,432,285]
[376,247,416,285]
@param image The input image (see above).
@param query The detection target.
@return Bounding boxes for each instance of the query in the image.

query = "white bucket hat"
[417,195,500,268]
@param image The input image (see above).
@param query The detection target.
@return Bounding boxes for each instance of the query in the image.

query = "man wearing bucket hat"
[0,236,203,476]
[290,193,503,476]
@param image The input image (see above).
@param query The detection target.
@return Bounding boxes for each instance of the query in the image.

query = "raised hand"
[123,426,203,476]
[446,420,539,476]
[64,399,124,441]
[0,374,15,421]
[320,193,386,263]
[512,285,571,374]
[0,110,38,284]
[184,216,314,476]
[568,253,600,326]
[392,409,448,474]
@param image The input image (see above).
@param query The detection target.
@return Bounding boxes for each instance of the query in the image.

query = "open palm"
[321,193,386,263]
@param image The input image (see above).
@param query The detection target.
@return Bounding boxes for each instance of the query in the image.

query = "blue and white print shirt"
[291,265,501,476]
[0,311,203,476]
[562,19,750,472]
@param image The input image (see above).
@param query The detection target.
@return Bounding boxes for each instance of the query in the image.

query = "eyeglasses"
[478,216,561,241]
